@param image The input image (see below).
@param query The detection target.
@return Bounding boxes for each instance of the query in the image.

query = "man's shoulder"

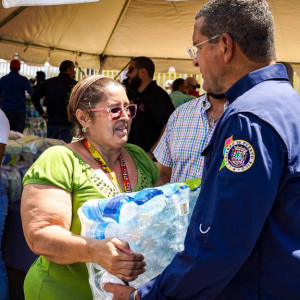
[46,76,59,83]
[167,95,205,126]
[0,72,14,81]
[1,72,29,83]
[0,74,7,84]
[175,94,206,111]
[20,74,30,82]
[0,73,9,79]
[147,81,170,97]
[46,75,76,85]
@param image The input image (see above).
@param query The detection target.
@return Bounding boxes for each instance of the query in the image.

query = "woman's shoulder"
[124,143,145,157]
[124,143,159,188]
[42,144,79,156]
[38,145,71,159]
[33,145,83,168]
[124,143,155,170]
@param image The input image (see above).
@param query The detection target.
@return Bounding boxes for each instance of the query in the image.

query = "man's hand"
[103,283,140,300]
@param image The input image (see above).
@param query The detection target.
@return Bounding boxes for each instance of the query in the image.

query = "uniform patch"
[220,136,255,172]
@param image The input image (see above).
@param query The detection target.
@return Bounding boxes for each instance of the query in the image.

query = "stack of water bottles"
[78,180,201,300]
[0,134,65,203]
[25,97,47,137]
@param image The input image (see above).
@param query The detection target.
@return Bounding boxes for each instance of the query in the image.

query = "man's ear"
[220,33,233,64]
[138,67,147,78]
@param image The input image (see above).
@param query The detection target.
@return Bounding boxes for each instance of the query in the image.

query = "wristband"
[129,289,136,300]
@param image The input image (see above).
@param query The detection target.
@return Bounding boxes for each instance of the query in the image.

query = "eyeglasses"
[186,34,221,59]
[88,104,137,120]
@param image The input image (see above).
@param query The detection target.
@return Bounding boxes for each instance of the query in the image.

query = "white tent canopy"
[0,0,300,73]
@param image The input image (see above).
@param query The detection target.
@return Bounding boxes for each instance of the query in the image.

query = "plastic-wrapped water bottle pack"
[78,180,201,300]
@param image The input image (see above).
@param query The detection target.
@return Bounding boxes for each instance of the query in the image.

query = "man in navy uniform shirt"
[105,0,300,299]
[0,59,33,133]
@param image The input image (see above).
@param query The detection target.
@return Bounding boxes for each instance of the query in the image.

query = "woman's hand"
[21,184,145,282]
[91,237,146,282]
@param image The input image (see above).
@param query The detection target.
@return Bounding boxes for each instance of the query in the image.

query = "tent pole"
[101,0,131,56]
[114,60,131,81]
[0,7,27,29]
[99,54,106,74]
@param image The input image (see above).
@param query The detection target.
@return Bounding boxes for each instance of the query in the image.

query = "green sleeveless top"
[22,144,159,300]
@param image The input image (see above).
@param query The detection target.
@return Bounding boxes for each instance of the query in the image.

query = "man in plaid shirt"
[154,92,227,183]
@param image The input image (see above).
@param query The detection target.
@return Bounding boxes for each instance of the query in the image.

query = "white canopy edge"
[2,0,99,8]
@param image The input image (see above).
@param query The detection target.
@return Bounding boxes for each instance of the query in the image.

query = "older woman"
[21,76,160,300]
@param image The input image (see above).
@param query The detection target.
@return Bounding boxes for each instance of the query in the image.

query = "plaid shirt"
[154,94,228,182]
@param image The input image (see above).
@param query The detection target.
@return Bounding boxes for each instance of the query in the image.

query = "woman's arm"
[21,184,146,282]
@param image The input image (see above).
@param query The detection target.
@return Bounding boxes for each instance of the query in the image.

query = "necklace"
[83,139,132,192]
[207,111,221,128]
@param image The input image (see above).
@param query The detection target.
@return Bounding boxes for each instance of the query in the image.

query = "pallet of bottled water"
[78,180,201,300]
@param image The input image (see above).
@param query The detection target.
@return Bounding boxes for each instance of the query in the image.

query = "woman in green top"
[21,76,160,300]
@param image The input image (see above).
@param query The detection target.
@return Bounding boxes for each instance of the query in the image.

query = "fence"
[0,58,299,95]
[0,58,206,93]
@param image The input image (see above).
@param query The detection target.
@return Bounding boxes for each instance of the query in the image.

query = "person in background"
[32,71,46,109]
[31,60,77,143]
[155,92,227,184]
[0,108,10,300]
[21,75,160,300]
[29,78,36,87]
[126,56,174,158]
[105,0,300,298]
[169,78,195,108]
[186,76,200,97]
[0,59,33,133]
[163,79,173,95]
[33,71,46,92]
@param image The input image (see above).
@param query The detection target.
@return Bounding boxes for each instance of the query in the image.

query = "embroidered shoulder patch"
[220,136,255,172]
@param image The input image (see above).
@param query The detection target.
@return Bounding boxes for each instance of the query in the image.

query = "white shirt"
[0,109,10,144]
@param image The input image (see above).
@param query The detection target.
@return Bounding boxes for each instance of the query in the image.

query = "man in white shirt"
[0,108,10,300]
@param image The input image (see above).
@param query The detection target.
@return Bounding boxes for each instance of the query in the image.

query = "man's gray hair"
[196,0,276,62]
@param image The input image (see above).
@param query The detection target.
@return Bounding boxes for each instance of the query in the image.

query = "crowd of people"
[0,0,300,299]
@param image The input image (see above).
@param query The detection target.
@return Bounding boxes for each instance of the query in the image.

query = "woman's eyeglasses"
[88,104,137,120]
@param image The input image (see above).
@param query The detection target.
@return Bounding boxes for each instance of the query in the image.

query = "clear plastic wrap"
[78,179,201,299]
[17,135,45,154]
[0,166,22,202]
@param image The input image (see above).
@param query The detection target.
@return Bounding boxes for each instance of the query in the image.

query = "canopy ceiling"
[0,0,300,73]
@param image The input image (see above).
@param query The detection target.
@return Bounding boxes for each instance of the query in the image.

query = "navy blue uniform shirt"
[0,71,33,111]
[138,64,300,299]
